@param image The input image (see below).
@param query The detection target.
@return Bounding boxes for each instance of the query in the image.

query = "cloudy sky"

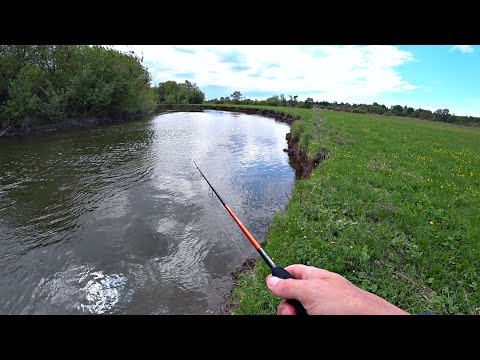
[114,45,480,117]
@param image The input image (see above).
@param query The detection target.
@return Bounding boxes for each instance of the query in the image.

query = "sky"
[114,45,480,117]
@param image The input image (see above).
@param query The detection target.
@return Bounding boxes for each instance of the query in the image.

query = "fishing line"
[212,195,274,308]
[193,160,308,315]
[197,165,285,312]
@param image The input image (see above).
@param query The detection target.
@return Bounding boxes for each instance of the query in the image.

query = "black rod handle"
[272,266,308,316]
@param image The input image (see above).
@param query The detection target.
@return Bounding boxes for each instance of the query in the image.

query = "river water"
[0,110,295,314]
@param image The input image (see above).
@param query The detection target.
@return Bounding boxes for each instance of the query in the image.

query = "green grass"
[225,106,480,315]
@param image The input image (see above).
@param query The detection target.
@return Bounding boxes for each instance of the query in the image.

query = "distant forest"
[206,92,480,127]
[1,45,479,129]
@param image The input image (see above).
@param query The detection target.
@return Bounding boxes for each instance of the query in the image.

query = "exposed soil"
[180,105,326,314]
[158,104,323,179]
[285,133,327,178]
[160,105,326,314]
[199,105,325,178]
[219,257,258,315]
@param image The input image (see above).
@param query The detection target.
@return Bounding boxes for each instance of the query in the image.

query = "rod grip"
[272,266,308,316]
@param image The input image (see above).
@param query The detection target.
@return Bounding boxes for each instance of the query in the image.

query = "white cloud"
[113,45,416,102]
[450,45,474,54]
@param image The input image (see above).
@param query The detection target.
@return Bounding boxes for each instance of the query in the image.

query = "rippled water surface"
[0,110,295,314]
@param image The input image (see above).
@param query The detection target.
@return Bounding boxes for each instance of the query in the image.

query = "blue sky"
[115,45,480,117]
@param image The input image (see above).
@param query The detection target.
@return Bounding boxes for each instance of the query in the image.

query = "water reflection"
[80,272,131,314]
[0,110,294,314]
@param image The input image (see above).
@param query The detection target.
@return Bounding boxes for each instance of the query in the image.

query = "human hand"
[266,264,409,315]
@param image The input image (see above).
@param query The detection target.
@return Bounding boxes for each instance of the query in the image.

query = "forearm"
[358,289,410,315]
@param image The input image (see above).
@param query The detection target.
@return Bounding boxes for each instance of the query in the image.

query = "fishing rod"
[193,161,308,316]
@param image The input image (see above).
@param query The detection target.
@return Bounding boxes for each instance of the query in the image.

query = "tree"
[402,106,415,117]
[287,95,299,107]
[265,95,281,106]
[0,45,156,125]
[156,80,205,104]
[304,97,314,108]
[390,105,404,116]
[230,91,242,104]
[434,108,450,122]
[180,80,204,104]
[156,80,178,104]
[370,102,386,114]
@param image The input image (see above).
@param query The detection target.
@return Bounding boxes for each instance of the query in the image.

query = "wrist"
[359,289,410,315]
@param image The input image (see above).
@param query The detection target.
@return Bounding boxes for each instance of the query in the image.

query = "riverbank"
[3,104,478,314]
[158,104,325,179]
[0,111,153,140]
[159,105,325,314]
[221,106,480,315]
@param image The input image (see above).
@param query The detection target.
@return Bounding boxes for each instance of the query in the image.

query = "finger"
[284,264,333,280]
[277,300,296,315]
[266,275,313,304]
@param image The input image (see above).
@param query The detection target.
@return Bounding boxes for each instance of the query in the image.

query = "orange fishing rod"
[194,161,308,316]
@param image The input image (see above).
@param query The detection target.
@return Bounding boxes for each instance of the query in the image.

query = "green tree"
[370,102,386,114]
[304,97,314,108]
[390,105,404,116]
[0,45,155,126]
[434,109,450,122]
[231,91,242,104]
[156,80,205,104]
[2,64,45,125]
[0,45,41,110]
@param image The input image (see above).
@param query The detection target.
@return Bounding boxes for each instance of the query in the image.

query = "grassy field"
[223,105,480,315]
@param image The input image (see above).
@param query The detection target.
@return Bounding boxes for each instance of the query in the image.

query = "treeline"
[0,45,156,128]
[153,80,204,104]
[313,102,480,127]
[206,92,480,127]
[2,46,478,130]
[206,92,308,108]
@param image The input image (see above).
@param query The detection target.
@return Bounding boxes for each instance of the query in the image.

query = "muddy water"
[0,110,295,314]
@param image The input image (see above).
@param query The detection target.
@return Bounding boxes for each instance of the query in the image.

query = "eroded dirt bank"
[2,104,324,315]
[159,104,321,178]
[167,105,325,315]
[160,105,325,314]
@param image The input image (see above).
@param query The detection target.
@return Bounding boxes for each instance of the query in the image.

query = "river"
[0,110,295,314]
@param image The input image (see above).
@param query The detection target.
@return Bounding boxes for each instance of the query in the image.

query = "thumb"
[266,275,308,303]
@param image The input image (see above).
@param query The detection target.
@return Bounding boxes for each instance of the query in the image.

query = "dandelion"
[429,220,434,225]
